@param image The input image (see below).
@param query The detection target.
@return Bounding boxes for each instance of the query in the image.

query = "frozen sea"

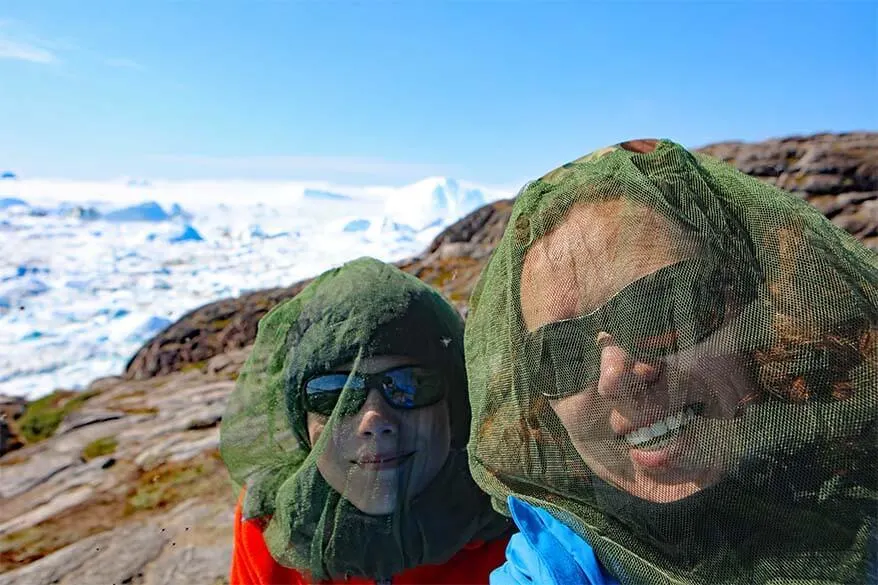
[0,175,510,398]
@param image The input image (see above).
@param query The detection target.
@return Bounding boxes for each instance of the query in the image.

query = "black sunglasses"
[522,258,728,399]
[304,365,446,416]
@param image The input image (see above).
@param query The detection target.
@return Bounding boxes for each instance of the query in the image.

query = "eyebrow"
[330,363,422,374]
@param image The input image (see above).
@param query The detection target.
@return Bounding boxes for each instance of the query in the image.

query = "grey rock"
[145,544,233,585]
[0,452,78,499]
[62,523,169,585]
[184,402,226,431]
[437,241,475,260]
[86,375,125,393]
[54,408,126,436]
[0,522,169,585]
[0,454,119,528]
[0,485,94,536]
[207,348,249,375]
[167,430,220,463]
[142,501,235,585]
[134,429,219,470]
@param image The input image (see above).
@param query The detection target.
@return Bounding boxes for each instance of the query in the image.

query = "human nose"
[356,389,398,438]
[595,332,662,399]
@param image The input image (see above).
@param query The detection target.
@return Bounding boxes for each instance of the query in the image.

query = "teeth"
[652,420,668,436]
[624,407,696,447]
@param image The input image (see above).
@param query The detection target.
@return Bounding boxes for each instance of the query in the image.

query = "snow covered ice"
[0,175,509,398]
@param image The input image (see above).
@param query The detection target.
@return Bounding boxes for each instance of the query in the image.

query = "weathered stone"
[0,521,169,585]
[50,417,131,457]
[0,394,27,456]
[437,242,476,260]
[134,435,183,470]
[0,416,22,457]
[808,191,877,216]
[0,394,27,420]
[0,452,78,499]
[167,431,220,463]
[85,375,125,393]
[124,283,311,380]
[184,403,225,430]
[0,531,107,585]
[54,408,126,436]
[145,544,233,585]
[0,486,95,536]
[207,347,250,375]
[141,501,235,585]
[831,199,878,237]
[0,452,121,528]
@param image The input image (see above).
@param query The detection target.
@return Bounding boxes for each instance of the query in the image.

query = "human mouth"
[353,452,414,469]
[622,404,701,450]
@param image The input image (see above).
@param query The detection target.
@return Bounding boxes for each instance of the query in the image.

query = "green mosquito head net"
[465,139,878,584]
[220,256,510,582]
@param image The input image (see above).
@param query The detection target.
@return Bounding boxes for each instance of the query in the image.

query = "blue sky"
[1,1,875,187]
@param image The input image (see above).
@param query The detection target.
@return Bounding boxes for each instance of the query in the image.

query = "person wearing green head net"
[220,257,512,584]
[465,139,877,584]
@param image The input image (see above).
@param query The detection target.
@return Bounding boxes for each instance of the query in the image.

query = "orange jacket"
[230,494,510,585]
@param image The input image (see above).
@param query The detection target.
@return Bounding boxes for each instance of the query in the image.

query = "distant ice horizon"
[0,174,513,399]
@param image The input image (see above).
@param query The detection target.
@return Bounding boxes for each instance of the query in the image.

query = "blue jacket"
[491,496,621,585]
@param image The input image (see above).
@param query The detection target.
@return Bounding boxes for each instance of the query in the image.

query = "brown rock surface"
[0,395,27,457]
[123,285,311,381]
[698,131,877,248]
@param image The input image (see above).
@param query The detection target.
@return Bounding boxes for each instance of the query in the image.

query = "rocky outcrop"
[0,371,235,582]
[698,132,877,249]
[0,499,233,585]
[123,285,310,381]
[0,395,27,457]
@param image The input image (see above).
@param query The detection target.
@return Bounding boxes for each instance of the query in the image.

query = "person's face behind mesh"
[306,355,451,515]
[520,200,754,504]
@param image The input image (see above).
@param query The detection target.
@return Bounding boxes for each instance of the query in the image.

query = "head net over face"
[220,257,509,581]
[465,140,878,584]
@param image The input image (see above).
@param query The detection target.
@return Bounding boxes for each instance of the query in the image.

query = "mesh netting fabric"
[465,139,878,584]
[220,257,510,582]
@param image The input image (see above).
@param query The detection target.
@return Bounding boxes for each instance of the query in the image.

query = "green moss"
[120,406,159,416]
[18,390,98,443]
[0,496,126,573]
[124,452,229,515]
[81,436,117,461]
[0,525,52,571]
[111,389,146,401]
[127,466,204,512]
[211,318,232,329]
[180,360,208,373]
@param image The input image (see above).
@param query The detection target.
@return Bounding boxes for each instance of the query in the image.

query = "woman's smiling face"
[520,200,754,503]
[306,355,451,515]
